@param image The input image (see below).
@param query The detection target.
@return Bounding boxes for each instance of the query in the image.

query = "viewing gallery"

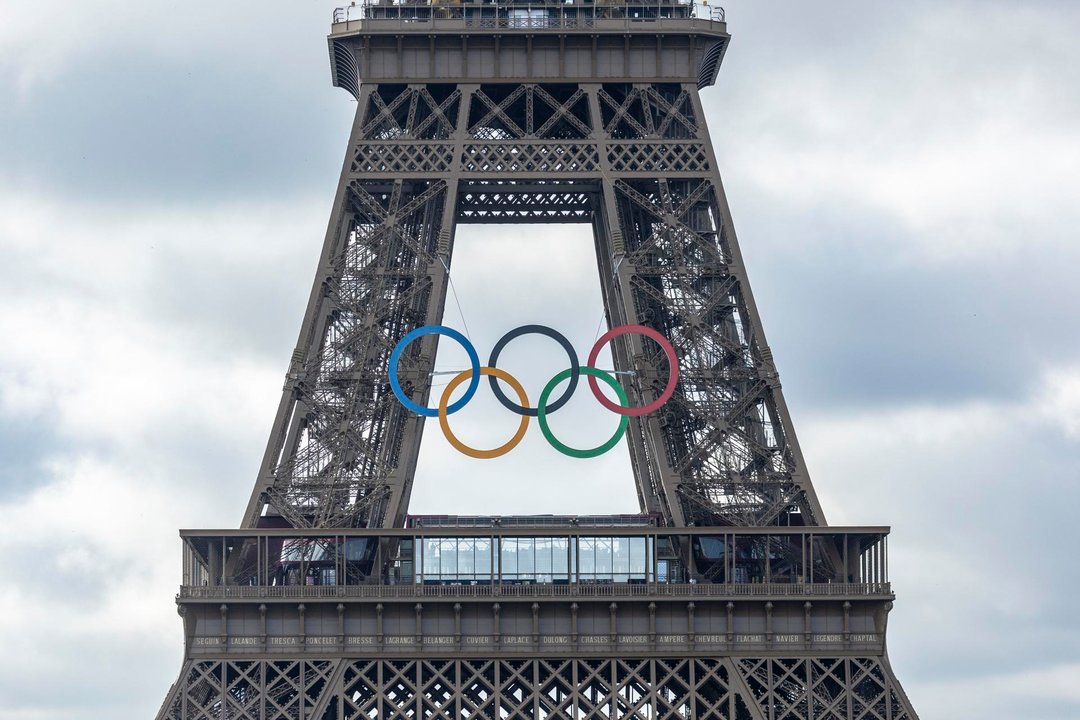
[180,516,890,595]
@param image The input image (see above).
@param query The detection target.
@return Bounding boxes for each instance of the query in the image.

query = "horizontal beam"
[180,525,890,538]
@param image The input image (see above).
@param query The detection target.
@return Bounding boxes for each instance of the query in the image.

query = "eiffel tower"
[157,2,920,718]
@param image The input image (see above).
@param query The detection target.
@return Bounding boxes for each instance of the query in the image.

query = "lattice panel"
[610,175,811,526]
[340,660,380,718]
[161,656,916,720]
[460,659,498,719]
[614,658,653,719]
[469,85,592,140]
[599,84,698,140]
[361,85,461,140]
[262,179,448,528]
[352,143,456,174]
[457,185,594,223]
[245,81,826,531]
[180,661,222,720]
[420,659,458,719]
[382,659,418,720]
[461,143,599,173]
[170,660,338,720]
[223,661,261,720]
[607,143,710,173]
[691,658,754,720]
[537,659,575,719]
[736,657,914,720]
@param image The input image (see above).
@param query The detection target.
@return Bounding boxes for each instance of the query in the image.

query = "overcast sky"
[1,1,1079,718]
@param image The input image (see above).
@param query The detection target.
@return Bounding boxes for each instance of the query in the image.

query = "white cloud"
[712,2,1080,265]
[0,193,320,448]
[0,0,338,93]
[1036,365,1080,441]
[0,194,327,714]
[917,662,1080,718]
[1,1,1079,718]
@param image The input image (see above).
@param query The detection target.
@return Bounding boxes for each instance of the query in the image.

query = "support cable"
[439,256,473,342]
[592,255,626,343]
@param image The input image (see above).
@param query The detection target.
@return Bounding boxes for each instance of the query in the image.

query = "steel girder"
[240,81,826,530]
[158,655,917,720]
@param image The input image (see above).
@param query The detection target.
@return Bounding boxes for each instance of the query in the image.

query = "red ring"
[586,324,679,417]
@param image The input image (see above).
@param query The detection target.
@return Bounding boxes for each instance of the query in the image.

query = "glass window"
[475,538,492,583]
[501,538,518,580]
[457,538,474,580]
[613,537,631,582]
[423,538,441,578]
[578,537,595,580]
[518,537,535,580]
[552,537,569,581]
[630,537,647,580]
[536,537,553,581]
[440,538,458,579]
[595,537,613,581]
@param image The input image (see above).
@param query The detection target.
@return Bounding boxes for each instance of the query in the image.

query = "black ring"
[487,325,580,417]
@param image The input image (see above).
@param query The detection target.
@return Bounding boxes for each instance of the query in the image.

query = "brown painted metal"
[157,3,920,718]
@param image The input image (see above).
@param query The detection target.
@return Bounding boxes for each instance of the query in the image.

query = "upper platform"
[328,0,731,96]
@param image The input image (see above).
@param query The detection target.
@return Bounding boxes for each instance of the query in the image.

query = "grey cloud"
[1,50,352,203]
[0,414,60,500]
[737,202,1080,410]
[2,1,1080,719]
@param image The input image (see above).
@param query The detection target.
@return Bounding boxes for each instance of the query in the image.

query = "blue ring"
[389,325,481,417]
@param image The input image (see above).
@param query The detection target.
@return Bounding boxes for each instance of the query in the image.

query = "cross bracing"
[242,78,825,531]
[157,4,919,718]
[160,656,914,720]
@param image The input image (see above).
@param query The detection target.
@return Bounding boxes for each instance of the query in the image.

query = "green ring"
[537,367,629,459]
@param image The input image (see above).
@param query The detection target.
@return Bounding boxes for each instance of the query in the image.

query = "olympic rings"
[538,367,628,459]
[586,324,679,417]
[389,325,480,417]
[487,325,579,417]
[387,323,679,458]
[440,367,530,459]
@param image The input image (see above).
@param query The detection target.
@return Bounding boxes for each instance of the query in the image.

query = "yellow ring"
[439,367,530,459]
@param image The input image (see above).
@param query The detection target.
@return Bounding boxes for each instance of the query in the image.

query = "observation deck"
[328,0,730,95]
[175,518,894,660]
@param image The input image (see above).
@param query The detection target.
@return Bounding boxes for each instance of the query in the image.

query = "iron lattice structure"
[157,3,919,718]
[163,657,913,719]
[242,70,826,533]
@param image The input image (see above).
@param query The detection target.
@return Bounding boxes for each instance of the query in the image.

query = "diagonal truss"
[161,656,915,720]
[241,81,827,530]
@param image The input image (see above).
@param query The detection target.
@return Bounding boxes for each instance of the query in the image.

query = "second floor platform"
[178,520,892,603]
[327,0,731,93]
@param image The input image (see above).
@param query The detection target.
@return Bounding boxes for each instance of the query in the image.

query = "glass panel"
[518,537,535,580]
[552,537,569,582]
[578,537,594,580]
[475,538,492,583]
[501,538,518,580]
[423,538,441,579]
[440,538,458,580]
[595,537,613,581]
[457,538,475,581]
[613,537,630,582]
[629,537,647,581]
[536,537,553,581]
[765,534,803,584]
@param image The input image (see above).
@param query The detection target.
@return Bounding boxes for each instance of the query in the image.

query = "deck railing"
[179,580,891,600]
[332,0,725,27]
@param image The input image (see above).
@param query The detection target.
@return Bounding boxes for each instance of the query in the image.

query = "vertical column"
[242,85,376,529]
[584,82,688,528]
[685,85,828,527]
[380,83,478,529]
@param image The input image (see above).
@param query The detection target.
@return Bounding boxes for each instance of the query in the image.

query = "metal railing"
[179,581,891,600]
[333,0,725,26]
